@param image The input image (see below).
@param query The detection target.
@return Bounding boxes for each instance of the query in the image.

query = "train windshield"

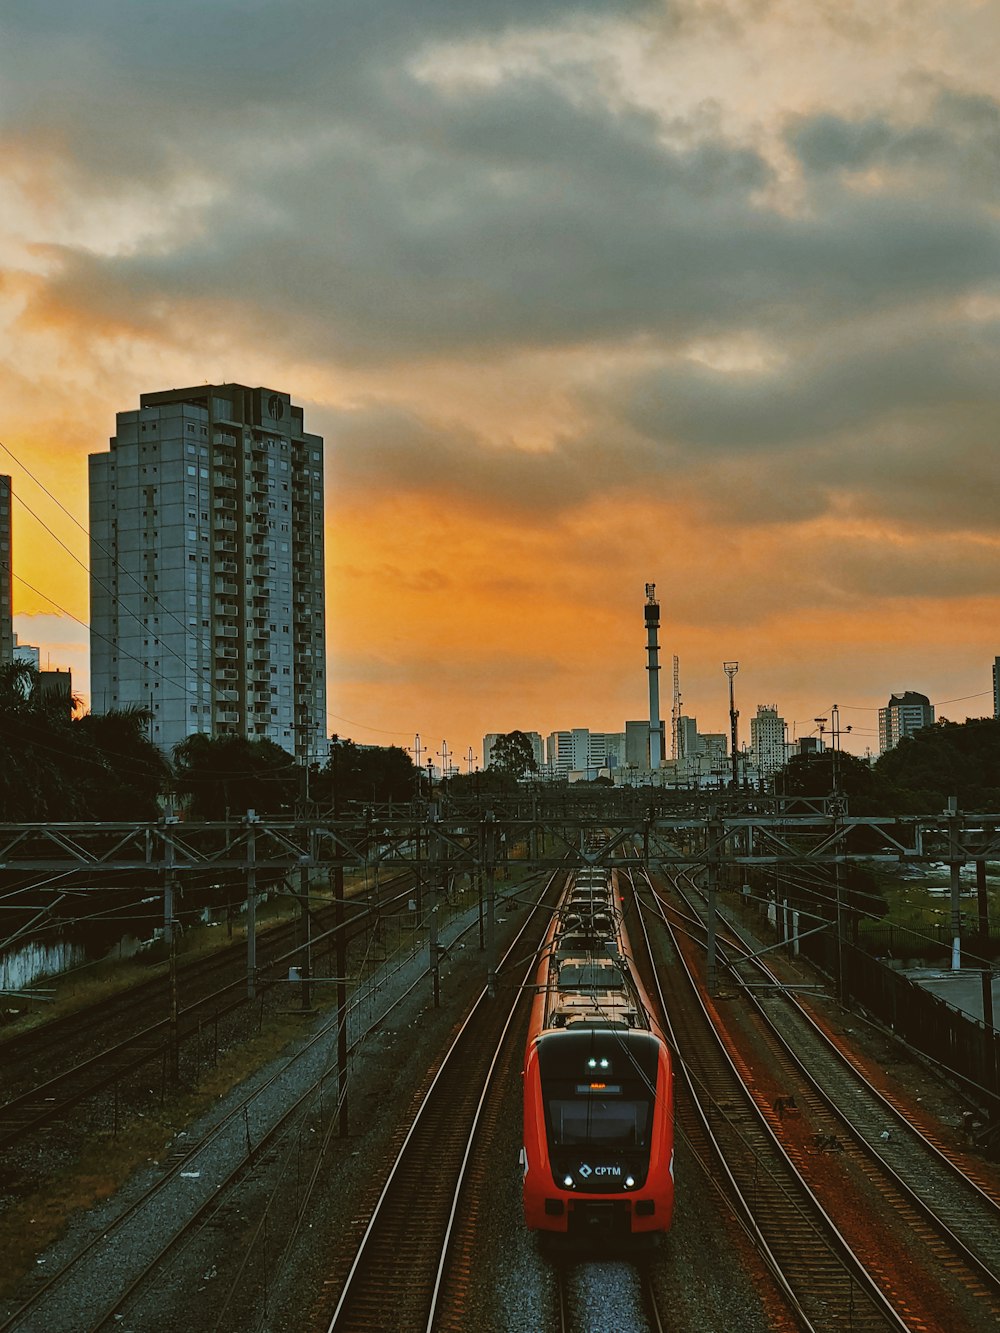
[547,1096,651,1148]
[537,1030,661,1151]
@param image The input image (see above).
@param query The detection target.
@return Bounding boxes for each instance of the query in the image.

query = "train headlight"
[625,1175,635,1189]
[563,1175,575,1188]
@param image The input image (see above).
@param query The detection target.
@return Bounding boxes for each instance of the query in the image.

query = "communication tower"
[645,584,662,770]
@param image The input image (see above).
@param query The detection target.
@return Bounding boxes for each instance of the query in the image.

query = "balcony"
[215,518,237,533]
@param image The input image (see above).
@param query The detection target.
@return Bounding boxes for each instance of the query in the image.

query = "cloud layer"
[1,1,998,756]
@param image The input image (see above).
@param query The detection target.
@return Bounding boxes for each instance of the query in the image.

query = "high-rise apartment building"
[750,704,787,780]
[0,475,12,665]
[545,729,615,778]
[89,384,327,761]
[878,691,934,754]
[994,656,1000,720]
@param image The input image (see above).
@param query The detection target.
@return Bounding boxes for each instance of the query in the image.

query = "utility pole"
[671,654,681,761]
[484,810,497,998]
[163,812,179,1084]
[723,662,739,790]
[327,744,348,1135]
[948,795,963,971]
[706,804,722,996]
[429,808,441,1007]
[246,812,258,1000]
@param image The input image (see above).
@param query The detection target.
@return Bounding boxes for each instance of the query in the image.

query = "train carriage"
[522,870,674,1238]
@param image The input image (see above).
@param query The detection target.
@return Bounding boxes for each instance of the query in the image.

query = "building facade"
[994,656,1000,720]
[544,729,618,778]
[750,704,787,780]
[12,633,39,671]
[0,475,12,665]
[89,384,327,761]
[878,691,934,754]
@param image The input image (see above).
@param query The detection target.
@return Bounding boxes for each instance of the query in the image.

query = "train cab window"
[547,1097,651,1149]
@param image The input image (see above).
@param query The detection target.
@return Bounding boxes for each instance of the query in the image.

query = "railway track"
[323,870,566,1332]
[658,868,1000,1326]
[554,1259,665,1333]
[626,861,910,1332]
[0,872,414,1147]
[0,875,518,1333]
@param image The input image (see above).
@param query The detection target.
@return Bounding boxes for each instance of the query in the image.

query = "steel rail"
[0,887,498,1333]
[628,859,909,1332]
[325,871,565,1332]
[666,871,1000,1306]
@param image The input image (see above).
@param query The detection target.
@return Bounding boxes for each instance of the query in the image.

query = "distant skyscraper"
[750,704,787,779]
[878,691,934,754]
[994,656,1000,720]
[89,384,327,761]
[0,475,12,665]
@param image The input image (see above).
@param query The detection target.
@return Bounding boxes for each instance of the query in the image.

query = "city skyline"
[2,3,999,766]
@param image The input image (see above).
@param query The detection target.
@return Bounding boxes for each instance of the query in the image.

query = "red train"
[522,866,674,1239]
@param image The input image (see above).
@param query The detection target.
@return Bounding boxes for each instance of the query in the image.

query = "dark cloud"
[789,89,1000,202]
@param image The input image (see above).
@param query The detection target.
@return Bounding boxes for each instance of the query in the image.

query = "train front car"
[522,873,674,1240]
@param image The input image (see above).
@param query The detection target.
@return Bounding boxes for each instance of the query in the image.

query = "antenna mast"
[671,654,681,760]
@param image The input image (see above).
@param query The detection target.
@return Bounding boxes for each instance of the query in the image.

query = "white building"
[878,691,934,754]
[545,729,618,778]
[89,384,327,761]
[750,704,787,780]
[12,633,40,671]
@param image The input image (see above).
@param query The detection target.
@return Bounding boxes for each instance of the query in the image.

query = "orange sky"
[2,1,999,765]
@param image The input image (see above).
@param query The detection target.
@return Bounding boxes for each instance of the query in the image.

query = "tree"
[0,664,169,820]
[488,731,538,780]
[75,706,173,819]
[173,734,298,818]
[311,738,418,808]
[875,718,1000,812]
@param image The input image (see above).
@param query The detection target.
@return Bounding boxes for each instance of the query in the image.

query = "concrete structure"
[644,584,662,769]
[624,718,665,773]
[669,716,730,785]
[545,729,620,779]
[37,667,73,715]
[994,656,1000,720]
[89,384,327,761]
[0,475,11,665]
[750,705,787,781]
[878,691,934,754]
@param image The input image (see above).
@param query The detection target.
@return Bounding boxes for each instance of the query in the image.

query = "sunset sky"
[2,0,999,765]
